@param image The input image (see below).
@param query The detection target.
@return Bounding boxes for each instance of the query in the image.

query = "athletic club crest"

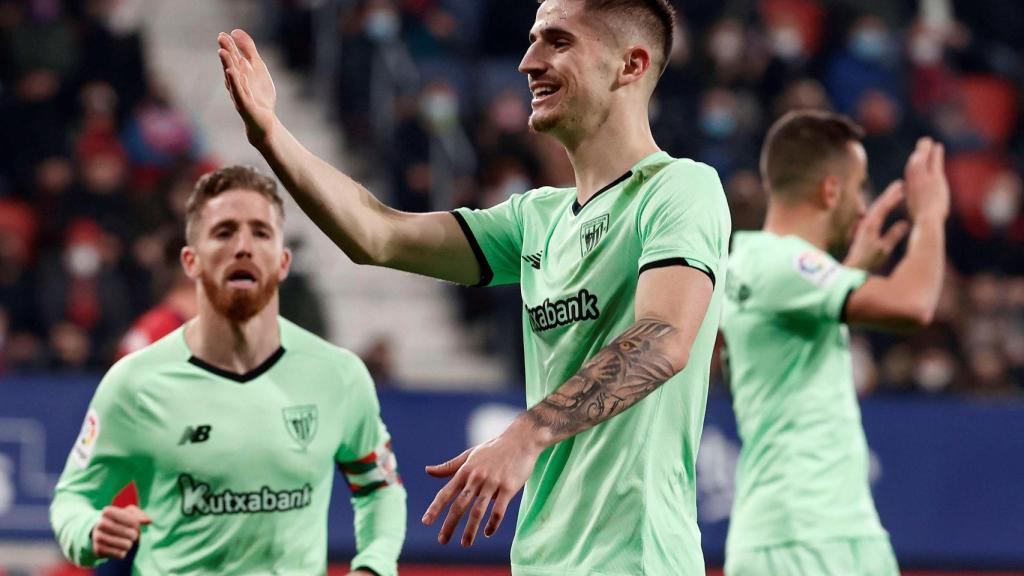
[282,405,318,449]
[580,214,610,258]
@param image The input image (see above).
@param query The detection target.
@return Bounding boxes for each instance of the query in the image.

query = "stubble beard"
[201,272,279,324]
[830,208,860,258]
[528,108,559,134]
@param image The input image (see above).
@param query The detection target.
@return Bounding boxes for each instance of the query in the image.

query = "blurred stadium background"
[0,0,1022,573]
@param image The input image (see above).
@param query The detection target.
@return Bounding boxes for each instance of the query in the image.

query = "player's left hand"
[422,420,543,546]
[844,180,910,272]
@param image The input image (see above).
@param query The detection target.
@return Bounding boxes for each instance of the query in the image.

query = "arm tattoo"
[525,319,678,440]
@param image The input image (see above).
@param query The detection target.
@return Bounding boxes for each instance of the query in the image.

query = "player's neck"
[185,298,282,375]
[763,205,831,251]
[565,109,659,203]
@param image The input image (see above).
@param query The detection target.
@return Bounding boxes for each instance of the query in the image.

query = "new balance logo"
[179,425,212,445]
[522,251,543,270]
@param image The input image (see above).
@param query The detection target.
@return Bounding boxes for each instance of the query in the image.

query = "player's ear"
[819,175,841,210]
[181,245,200,280]
[619,45,652,88]
[278,247,292,282]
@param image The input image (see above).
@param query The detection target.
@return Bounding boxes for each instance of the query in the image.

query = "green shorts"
[725,537,900,576]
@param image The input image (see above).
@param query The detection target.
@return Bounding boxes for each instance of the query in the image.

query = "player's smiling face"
[183,189,291,322]
[519,0,619,138]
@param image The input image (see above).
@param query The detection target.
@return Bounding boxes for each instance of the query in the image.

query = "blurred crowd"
[0,0,325,375]
[268,0,1024,395]
[1,0,1020,396]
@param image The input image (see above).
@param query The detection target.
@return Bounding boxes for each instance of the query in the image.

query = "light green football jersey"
[720,231,887,553]
[454,151,731,576]
[50,318,406,575]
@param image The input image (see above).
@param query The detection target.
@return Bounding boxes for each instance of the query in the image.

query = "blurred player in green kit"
[217,0,730,573]
[50,166,406,575]
[721,110,950,575]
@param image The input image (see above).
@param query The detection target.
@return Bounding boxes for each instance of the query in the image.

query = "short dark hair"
[540,0,676,75]
[760,110,865,201]
[185,165,284,243]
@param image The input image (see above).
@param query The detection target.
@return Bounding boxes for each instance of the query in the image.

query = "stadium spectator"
[2,0,1020,395]
[37,218,133,368]
[302,1,1018,395]
[0,0,265,373]
[115,236,196,360]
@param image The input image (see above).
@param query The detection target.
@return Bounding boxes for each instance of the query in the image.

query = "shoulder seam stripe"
[451,211,494,287]
[639,257,716,286]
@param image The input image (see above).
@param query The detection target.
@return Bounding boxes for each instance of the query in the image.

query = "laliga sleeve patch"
[71,409,100,468]
[792,250,839,288]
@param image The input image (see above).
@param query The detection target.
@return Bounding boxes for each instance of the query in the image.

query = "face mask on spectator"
[421,91,458,130]
[365,9,399,42]
[700,107,737,139]
[66,244,102,279]
[499,174,530,200]
[850,28,889,62]
[909,34,943,66]
[771,26,804,61]
[915,353,955,392]
[709,27,743,66]
[983,184,1020,229]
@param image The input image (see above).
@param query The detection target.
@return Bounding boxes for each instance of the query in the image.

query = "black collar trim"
[571,170,633,215]
[188,346,286,383]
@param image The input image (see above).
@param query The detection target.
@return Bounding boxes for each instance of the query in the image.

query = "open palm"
[218,29,277,146]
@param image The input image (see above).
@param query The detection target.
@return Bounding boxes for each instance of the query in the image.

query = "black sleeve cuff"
[639,257,716,287]
[353,568,382,576]
[451,211,494,287]
[840,287,857,323]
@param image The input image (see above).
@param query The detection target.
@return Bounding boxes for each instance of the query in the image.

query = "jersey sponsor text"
[178,474,312,516]
[525,289,601,333]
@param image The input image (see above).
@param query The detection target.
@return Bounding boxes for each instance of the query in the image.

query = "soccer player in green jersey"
[50,166,406,575]
[217,0,730,573]
[720,110,950,575]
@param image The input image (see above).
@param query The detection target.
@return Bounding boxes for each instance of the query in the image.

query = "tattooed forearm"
[524,319,679,440]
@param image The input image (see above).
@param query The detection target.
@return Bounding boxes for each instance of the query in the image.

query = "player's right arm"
[50,361,150,566]
[217,29,480,285]
[844,138,949,332]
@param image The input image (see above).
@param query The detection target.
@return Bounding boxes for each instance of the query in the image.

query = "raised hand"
[422,424,541,547]
[903,137,950,223]
[217,29,277,147]
[844,180,910,272]
[92,505,151,560]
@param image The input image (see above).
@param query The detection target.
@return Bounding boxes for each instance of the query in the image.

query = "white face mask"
[499,175,530,200]
[915,354,955,393]
[771,26,804,61]
[104,0,144,36]
[66,245,102,278]
[910,35,943,66]
[365,9,399,42]
[421,91,458,129]
[983,185,1020,229]
[710,29,743,65]
[850,27,889,61]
